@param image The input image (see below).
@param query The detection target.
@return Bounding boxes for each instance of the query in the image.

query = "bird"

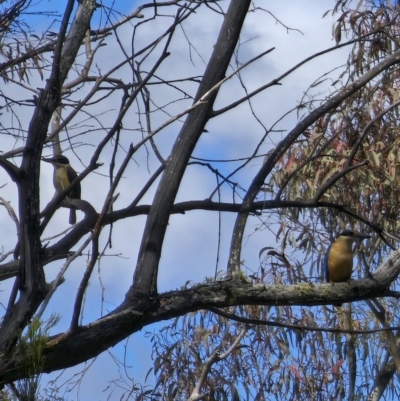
[42,155,81,224]
[324,230,370,305]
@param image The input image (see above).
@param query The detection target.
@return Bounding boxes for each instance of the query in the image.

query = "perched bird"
[324,230,371,283]
[43,155,81,224]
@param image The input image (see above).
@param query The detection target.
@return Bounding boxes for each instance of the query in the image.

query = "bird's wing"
[66,167,81,199]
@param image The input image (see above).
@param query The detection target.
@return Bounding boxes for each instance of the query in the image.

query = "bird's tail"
[69,209,76,225]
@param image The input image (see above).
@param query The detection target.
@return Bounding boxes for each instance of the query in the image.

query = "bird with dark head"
[42,155,81,224]
[324,230,370,305]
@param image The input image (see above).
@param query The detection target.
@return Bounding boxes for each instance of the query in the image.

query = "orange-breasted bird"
[324,230,370,283]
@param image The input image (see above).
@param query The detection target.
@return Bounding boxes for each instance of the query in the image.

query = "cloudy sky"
[0,0,352,399]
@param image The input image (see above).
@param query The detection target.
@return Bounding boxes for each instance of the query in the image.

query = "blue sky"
[0,0,353,399]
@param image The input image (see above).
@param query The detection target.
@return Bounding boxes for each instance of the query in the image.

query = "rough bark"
[0,247,399,384]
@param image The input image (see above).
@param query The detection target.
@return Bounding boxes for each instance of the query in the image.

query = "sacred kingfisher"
[43,155,81,224]
[324,229,370,283]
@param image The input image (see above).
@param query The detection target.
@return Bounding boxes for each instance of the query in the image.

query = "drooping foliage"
[146,2,400,401]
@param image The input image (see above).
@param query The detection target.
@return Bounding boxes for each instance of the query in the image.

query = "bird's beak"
[42,157,54,163]
[355,233,371,240]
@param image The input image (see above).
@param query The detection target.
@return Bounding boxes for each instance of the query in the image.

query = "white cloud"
[0,1,351,399]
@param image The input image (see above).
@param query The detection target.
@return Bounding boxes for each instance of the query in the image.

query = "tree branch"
[187,325,247,401]
[129,0,253,299]
[0,0,97,357]
[227,45,400,274]
[0,246,399,384]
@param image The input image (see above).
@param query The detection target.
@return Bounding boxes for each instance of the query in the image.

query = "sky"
[0,0,352,399]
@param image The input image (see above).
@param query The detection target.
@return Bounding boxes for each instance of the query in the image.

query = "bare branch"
[187,325,247,401]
